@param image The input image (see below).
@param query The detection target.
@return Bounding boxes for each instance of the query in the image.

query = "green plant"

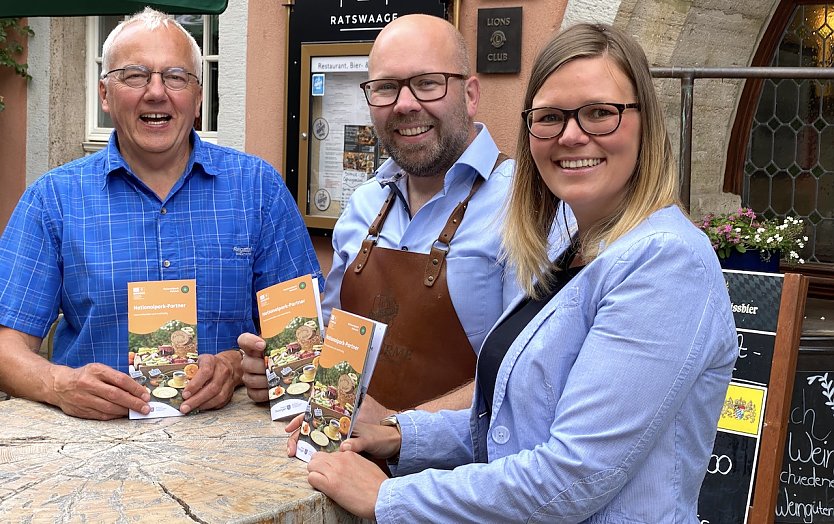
[695,207,808,264]
[0,18,34,112]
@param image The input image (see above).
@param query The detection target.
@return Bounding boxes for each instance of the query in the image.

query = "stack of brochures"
[256,274,386,461]
[294,307,386,463]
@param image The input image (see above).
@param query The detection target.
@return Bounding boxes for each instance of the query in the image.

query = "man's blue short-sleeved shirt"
[0,131,321,372]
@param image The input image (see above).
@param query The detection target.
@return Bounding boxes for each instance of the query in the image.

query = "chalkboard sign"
[705,431,760,517]
[698,270,807,524]
[775,338,834,523]
[699,381,767,523]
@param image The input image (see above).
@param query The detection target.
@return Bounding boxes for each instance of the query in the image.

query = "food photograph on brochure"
[295,308,386,463]
[126,279,198,419]
[256,274,324,420]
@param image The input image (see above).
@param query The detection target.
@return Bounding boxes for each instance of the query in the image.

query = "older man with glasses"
[0,7,320,420]
[240,14,521,425]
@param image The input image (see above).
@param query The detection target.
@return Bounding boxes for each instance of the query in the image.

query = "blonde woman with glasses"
[288,23,736,523]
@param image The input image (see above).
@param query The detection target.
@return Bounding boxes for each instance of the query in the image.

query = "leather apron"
[339,154,508,411]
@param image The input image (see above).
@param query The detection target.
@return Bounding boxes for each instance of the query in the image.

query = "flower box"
[696,207,807,270]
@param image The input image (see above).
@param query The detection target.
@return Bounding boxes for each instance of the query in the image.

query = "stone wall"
[565,0,782,218]
[217,0,247,151]
[26,16,86,186]
[46,17,87,171]
[621,0,780,218]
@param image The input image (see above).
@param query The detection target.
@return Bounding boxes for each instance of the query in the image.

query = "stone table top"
[0,388,366,523]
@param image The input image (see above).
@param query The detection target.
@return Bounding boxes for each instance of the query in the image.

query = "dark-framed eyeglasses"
[522,102,641,139]
[360,72,467,107]
[101,65,201,91]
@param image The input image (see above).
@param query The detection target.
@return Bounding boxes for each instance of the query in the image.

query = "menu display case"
[284,0,452,232]
[297,43,385,229]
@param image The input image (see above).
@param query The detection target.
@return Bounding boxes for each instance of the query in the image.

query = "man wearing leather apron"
[239,14,518,422]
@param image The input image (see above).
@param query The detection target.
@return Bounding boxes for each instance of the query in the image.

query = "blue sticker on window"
[312,74,325,96]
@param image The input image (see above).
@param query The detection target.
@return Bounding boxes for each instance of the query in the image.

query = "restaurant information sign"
[290,0,447,42]
[305,55,381,223]
[698,270,785,524]
[286,0,450,230]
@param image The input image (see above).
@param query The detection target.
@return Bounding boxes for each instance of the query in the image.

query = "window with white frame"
[85,14,219,144]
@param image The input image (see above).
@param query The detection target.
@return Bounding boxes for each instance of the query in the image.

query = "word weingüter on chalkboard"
[776,373,834,523]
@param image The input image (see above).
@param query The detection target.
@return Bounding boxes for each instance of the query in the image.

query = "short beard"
[377,98,472,178]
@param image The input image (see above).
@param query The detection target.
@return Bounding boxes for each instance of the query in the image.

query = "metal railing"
[649,66,834,210]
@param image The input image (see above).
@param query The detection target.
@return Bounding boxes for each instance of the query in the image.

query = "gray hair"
[101,7,202,80]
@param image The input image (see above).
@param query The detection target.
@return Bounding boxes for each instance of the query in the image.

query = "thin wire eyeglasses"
[360,72,466,107]
[522,102,641,139]
[101,65,201,90]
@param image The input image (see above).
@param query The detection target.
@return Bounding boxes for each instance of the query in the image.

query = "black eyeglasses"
[101,65,201,90]
[522,102,641,139]
[360,72,466,107]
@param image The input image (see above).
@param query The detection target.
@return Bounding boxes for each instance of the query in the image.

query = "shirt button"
[401,246,408,251]
[162,260,171,268]
[160,207,167,215]
[491,425,510,444]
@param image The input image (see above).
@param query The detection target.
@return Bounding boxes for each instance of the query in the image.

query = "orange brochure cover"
[126,279,198,420]
[257,274,324,420]
[295,308,386,463]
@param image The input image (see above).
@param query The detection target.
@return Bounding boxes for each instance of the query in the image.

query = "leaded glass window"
[745,4,834,264]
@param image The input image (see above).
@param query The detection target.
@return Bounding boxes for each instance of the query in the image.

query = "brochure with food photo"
[295,308,386,463]
[127,279,198,420]
[256,274,324,420]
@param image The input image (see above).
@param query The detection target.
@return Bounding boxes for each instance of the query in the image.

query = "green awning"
[0,1,228,17]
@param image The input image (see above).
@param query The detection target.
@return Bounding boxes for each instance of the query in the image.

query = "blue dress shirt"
[377,205,737,523]
[322,123,519,354]
[0,131,322,372]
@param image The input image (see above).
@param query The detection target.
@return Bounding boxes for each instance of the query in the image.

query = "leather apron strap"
[350,191,396,275]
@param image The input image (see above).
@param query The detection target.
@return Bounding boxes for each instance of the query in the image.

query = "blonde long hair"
[502,23,680,298]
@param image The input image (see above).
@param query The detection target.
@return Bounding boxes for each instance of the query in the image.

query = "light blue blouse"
[377,205,737,523]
